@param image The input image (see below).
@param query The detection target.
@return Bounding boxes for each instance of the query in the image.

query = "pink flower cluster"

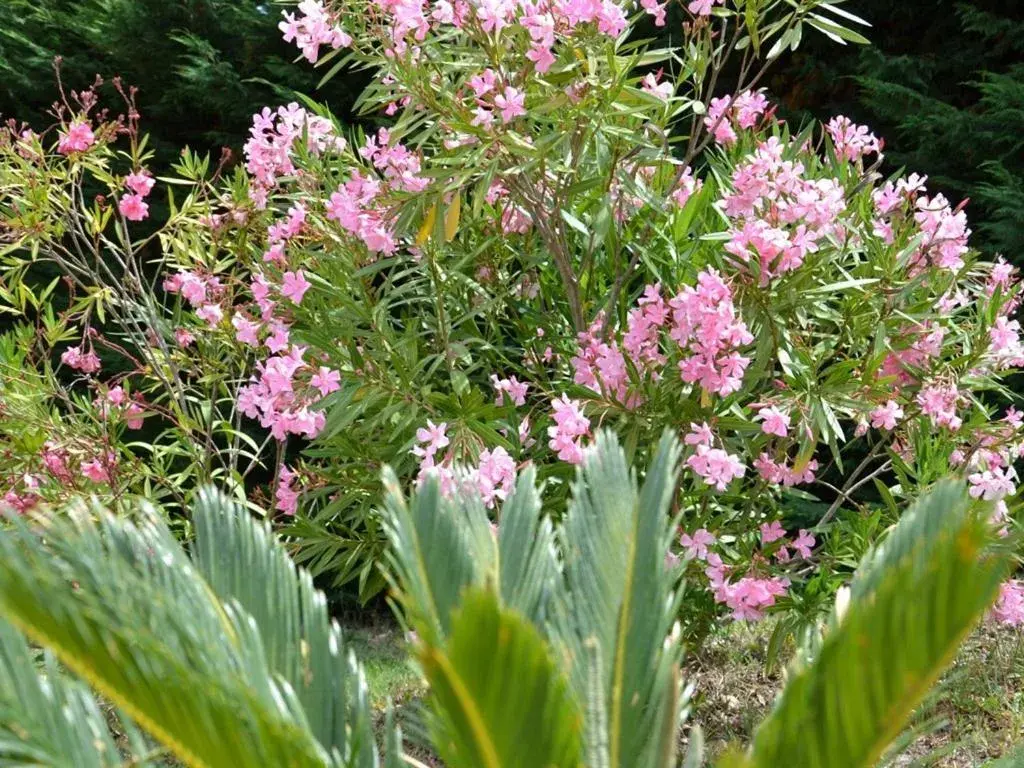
[491,374,528,406]
[474,447,516,507]
[95,385,146,430]
[244,104,343,207]
[485,180,532,234]
[706,555,789,621]
[81,452,116,484]
[466,70,526,128]
[347,0,629,72]
[280,0,352,63]
[991,580,1024,626]
[276,464,301,515]
[57,120,96,155]
[684,422,745,491]
[164,269,227,329]
[118,169,155,222]
[722,136,846,283]
[569,272,751,407]
[826,115,882,162]
[547,395,590,464]
[670,269,753,396]
[237,345,337,440]
[753,453,819,487]
[410,421,515,508]
[704,90,769,146]
[916,382,963,431]
[872,174,971,273]
[323,128,429,256]
[60,345,101,374]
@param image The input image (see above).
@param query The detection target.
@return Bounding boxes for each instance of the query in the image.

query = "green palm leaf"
[735,479,1010,768]
[0,617,155,767]
[496,466,560,624]
[383,430,687,768]
[418,588,583,768]
[552,431,684,768]
[0,493,395,768]
[191,487,381,762]
[382,468,492,645]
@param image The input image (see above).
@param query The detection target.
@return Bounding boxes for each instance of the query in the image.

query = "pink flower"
[641,72,673,100]
[640,0,666,25]
[118,194,149,221]
[916,383,962,430]
[125,402,145,429]
[491,375,528,407]
[60,345,101,374]
[468,69,497,97]
[471,106,494,129]
[826,115,883,162]
[760,520,786,545]
[125,170,155,197]
[310,366,341,396]
[687,0,723,15]
[991,580,1024,626]
[232,313,262,346]
[680,528,716,559]
[196,304,224,327]
[526,44,556,72]
[870,400,904,431]
[81,457,111,484]
[684,422,714,448]
[281,270,312,305]
[275,465,300,515]
[547,395,590,464]
[792,529,816,558]
[494,86,526,123]
[716,575,789,621]
[57,121,96,154]
[475,446,516,508]
[968,467,1017,501]
[279,0,351,63]
[687,445,745,491]
[756,406,791,438]
[413,420,449,461]
[175,328,195,347]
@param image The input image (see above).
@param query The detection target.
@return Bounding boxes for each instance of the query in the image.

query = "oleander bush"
[1,0,1022,643]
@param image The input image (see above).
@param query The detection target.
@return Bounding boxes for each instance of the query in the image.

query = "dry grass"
[683,621,1024,765]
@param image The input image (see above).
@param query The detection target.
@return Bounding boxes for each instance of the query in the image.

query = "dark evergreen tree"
[0,0,366,162]
[771,1,1024,258]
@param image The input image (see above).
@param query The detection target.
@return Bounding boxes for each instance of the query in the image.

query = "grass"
[351,615,1024,766]
[686,620,1024,765]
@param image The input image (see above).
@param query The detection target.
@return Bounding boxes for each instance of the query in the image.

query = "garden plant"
[0,0,1022,761]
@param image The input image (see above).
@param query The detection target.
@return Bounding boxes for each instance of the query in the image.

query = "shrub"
[1,0,1022,632]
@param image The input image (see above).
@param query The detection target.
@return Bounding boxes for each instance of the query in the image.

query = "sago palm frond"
[730,479,1010,768]
[0,617,156,767]
[191,488,381,763]
[383,429,686,768]
[0,491,398,768]
[418,588,584,768]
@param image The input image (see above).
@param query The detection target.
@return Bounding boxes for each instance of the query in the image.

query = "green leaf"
[418,588,584,768]
[737,480,1009,768]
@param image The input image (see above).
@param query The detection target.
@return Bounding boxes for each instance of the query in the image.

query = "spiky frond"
[733,480,1009,768]
[0,617,156,767]
[0,491,396,768]
[384,429,687,768]
[418,588,584,768]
